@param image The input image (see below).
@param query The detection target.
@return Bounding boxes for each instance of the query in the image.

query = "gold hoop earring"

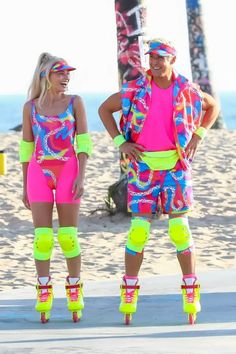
[46,81,52,90]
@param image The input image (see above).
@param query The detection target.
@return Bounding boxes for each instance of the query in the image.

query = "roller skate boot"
[65,276,84,322]
[35,277,53,323]
[181,275,201,324]
[119,276,140,325]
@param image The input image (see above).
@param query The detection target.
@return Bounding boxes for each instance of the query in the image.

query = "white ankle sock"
[123,276,138,293]
[38,276,51,294]
[68,277,80,293]
[183,276,196,294]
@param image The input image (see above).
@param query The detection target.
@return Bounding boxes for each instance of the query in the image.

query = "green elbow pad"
[19,140,35,162]
[76,133,93,157]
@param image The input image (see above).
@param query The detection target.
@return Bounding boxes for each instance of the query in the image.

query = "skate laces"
[122,276,139,304]
[66,277,82,302]
[182,277,197,303]
[37,277,52,302]
[36,285,52,302]
[68,286,80,302]
[186,290,194,303]
[39,290,51,302]
[124,289,136,303]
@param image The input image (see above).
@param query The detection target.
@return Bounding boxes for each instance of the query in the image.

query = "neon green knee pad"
[57,227,80,258]
[168,217,193,252]
[126,217,151,253]
[34,227,54,261]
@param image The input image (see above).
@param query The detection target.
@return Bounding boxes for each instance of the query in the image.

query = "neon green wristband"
[76,133,93,157]
[113,134,126,148]
[194,127,207,139]
[19,140,35,162]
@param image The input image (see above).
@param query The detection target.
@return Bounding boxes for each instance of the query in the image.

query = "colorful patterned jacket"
[120,69,203,170]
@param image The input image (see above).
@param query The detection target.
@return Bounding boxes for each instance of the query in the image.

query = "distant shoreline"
[0,91,235,132]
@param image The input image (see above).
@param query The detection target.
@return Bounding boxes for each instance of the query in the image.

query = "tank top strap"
[68,95,76,114]
[30,99,36,120]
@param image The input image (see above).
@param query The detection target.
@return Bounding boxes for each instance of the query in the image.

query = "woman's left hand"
[72,175,84,200]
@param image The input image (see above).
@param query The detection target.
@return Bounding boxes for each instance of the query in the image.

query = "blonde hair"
[27,52,64,108]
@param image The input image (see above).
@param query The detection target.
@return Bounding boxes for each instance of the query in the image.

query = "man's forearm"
[98,108,121,139]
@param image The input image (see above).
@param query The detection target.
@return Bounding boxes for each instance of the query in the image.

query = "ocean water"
[0,92,235,132]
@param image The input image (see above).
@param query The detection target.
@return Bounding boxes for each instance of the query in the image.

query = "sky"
[0,0,235,95]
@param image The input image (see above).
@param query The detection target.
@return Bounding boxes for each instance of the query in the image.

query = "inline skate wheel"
[124,314,132,325]
[188,313,196,325]
[40,312,49,324]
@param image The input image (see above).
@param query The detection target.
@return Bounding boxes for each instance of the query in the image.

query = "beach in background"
[0,129,235,292]
[0,91,235,132]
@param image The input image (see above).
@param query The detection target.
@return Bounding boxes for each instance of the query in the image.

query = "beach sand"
[0,130,235,291]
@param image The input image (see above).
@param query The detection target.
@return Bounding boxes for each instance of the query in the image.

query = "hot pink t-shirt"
[136,81,176,151]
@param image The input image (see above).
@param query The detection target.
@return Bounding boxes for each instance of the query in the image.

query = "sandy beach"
[0,129,235,292]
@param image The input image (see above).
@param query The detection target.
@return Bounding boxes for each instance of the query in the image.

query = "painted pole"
[107,0,146,213]
[186,0,225,128]
[115,0,146,85]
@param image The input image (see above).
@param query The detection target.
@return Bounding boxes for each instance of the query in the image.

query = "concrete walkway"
[0,268,236,353]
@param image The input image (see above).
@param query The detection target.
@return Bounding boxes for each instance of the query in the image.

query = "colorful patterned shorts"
[127,160,193,214]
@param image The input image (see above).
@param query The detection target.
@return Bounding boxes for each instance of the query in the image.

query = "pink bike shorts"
[27,155,81,204]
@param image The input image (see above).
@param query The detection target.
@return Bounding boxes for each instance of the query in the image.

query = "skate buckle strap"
[120,285,140,290]
[36,284,52,290]
[65,283,83,290]
[181,284,200,290]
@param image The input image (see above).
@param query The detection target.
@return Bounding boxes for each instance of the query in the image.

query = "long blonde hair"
[27,52,64,108]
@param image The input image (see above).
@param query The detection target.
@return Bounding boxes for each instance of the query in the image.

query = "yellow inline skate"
[119,282,140,325]
[181,282,201,324]
[35,280,53,324]
[65,277,84,322]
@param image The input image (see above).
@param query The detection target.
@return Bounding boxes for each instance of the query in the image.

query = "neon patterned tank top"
[31,95,77,189]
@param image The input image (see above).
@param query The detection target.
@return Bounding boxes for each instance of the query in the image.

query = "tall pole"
[186,0,224,128]
[108,0,146,213]
[115,0,146,85]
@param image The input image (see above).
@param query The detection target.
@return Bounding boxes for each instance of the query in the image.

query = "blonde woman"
[20,53,92,323]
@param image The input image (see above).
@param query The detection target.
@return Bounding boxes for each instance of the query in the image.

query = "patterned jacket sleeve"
[120,80,137,137]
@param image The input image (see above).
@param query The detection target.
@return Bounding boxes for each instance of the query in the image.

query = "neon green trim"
[170,209,189,215]
[76,133,93,157]
[19,140,35,163]
[168,217,193,252]
[126,217,151,253]
[57,227,80,258]
[194,126,207,139]
[113,134,126,148]
[141,150,179,170]
[34,227,54,260]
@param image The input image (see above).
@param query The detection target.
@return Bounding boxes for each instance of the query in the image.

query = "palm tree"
[185,0,225,128]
